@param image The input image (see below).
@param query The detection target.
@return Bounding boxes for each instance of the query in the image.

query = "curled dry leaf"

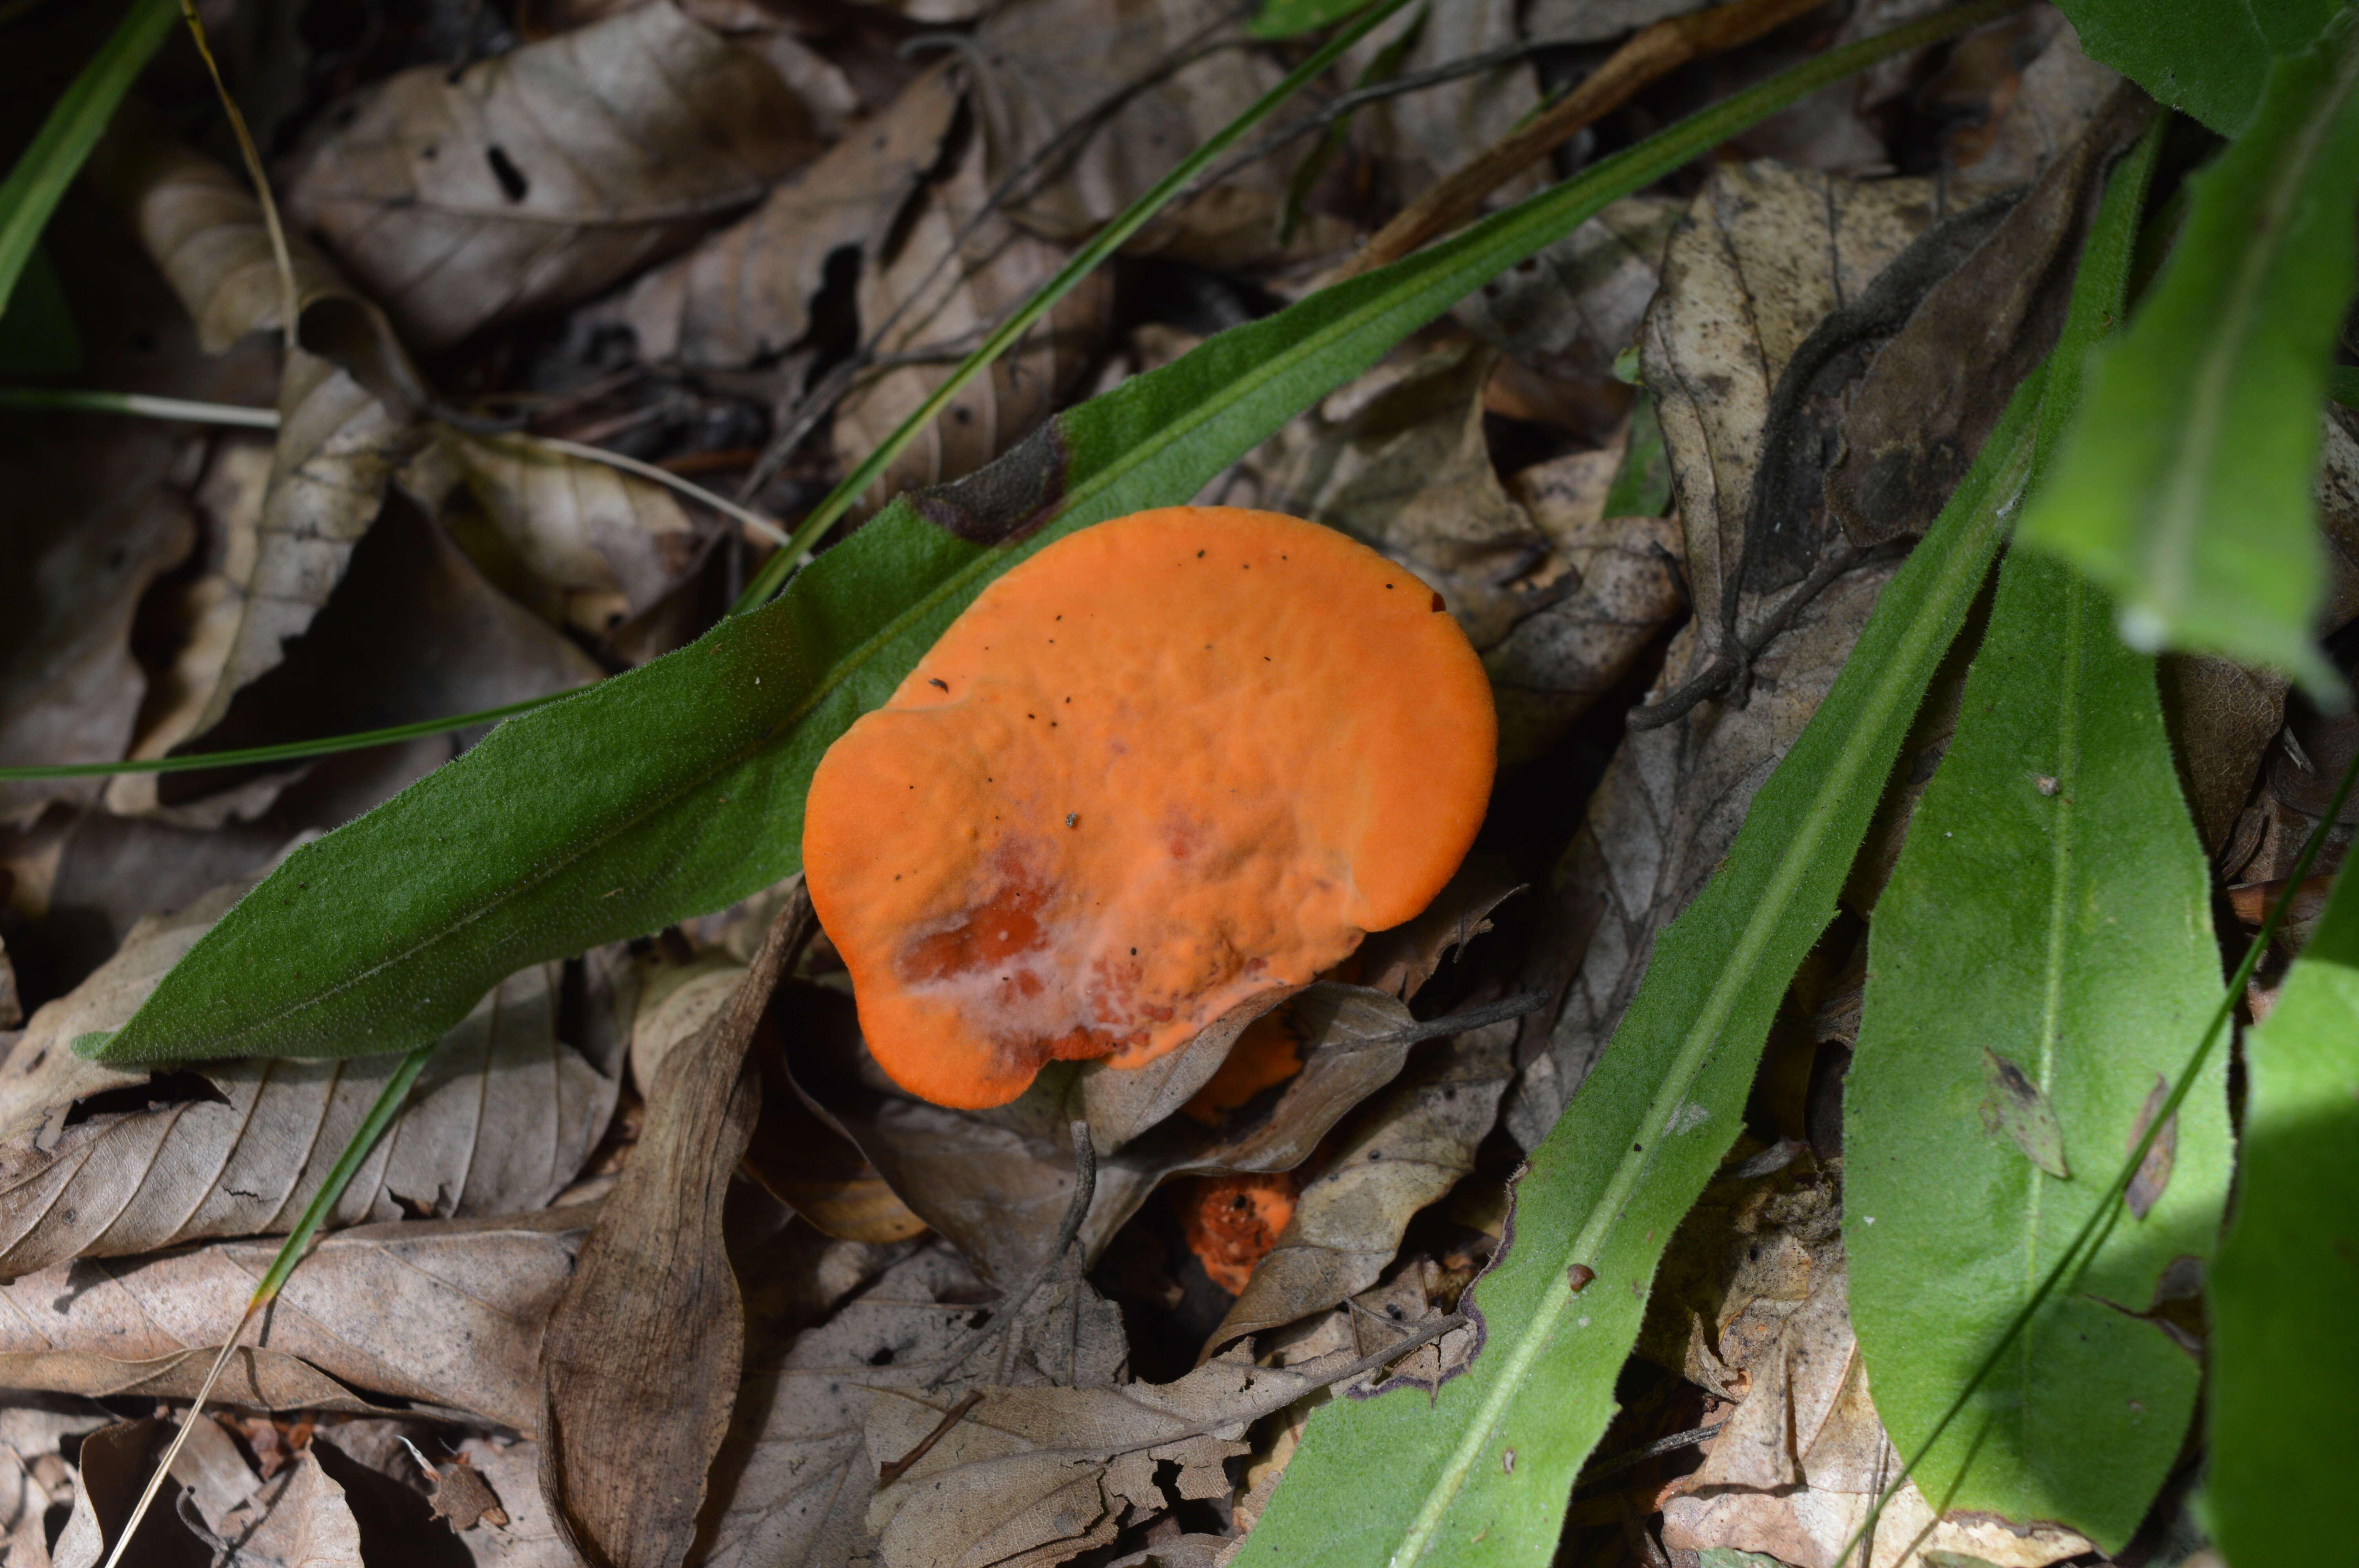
[1209,1015,1516,1350]
[286,1,816,352]
[1450,196,1682,385]
[0,1209,589,1432]
[832,129,1110,509]
[620,63,962,368]
[406,430,700,639]
[0,879,624,1276]
[182,1446,363,1568]
[1659,1256,2094,1568]
[537,897,811,1568]
[51,1417,211,1568]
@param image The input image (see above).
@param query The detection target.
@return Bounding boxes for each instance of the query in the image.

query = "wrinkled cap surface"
[803,506,1496,1109]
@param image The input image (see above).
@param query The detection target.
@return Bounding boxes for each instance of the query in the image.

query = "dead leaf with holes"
[286,1,816,352]
[0,877,625,1277]
[620,62,962,368]
[832,123,1110,510]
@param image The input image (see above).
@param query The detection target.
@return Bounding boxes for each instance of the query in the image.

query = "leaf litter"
[0,5,2330,1568]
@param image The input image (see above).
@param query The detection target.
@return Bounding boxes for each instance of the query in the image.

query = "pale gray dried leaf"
[1210,1016,1515,1349]
[619,64,960,367]
[1980,1047,2070,1180]
[1205,338,1547,650]
[0,886,622,1274]
[167,1402,263,1531]
[0,211,274,826]
[286,0,815,351]
[1352,860,1522,1003]
[1074,997,1284,1154]
[967,0,1291,264]
[450,1437,573,1568]
[695,1245,985,1568]
[1824,88,2151,548]
[1661,1257,2094,1568]
[833,134,1110,509]
[864,1353,1323,1568]
[414,430,699,639]
[0,1209,588,1430]
[1343,0,1537,205]
[1450,197,1682,384]
[202,1449,363,1568]
[1642,162,1930,655]
[537,897,810,1568]
[1508,566,1900,1149]
[2158,654,2288,860]
[629,950,747,1094]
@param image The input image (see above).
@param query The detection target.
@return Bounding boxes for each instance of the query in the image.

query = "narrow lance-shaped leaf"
[1233,372,2048,1568]
[0,0,177,314]
[2207,861,2359,1564]
[1843,557,2226,1549]
[2015,20,2359,697]
[93,0,2014,1067]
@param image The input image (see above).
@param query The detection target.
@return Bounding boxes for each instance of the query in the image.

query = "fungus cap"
[802,505,1496,1110]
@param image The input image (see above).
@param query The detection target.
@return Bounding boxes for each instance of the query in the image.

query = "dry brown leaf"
[863,1348,1330,1568]
[0,208,274,827]
[286,1,816,352]
[620,64,962,368]
[1660,1256,2095,1568]
[1210,1015,1516,1349]
[405,431,700,639]
[51,1418,211,1568]
[1342,1,1539,207]
[832,131,1110,509]
[0,1209,589,1430]
[0,880,624,1275]
[1507,163,1933,1143]
[964,0,1294,266]
[1450,196,1682,384]
[189,1448,363,1568]
[537,896,811,1568]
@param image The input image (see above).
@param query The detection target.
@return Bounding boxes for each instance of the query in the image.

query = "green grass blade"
[2208,853,2359,1563]
[0,0,177,315]
[2015,19,2359,698]
[726,0,1416,615]
[93,0,2020,1069]
[1234,371,2046,1568]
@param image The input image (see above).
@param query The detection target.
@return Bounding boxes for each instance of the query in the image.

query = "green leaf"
[1232,371,2046,1568]
[1845,547,2228,1550]
[94,0,2012,1068]
[1600,390,1670,519]
[0,243,82,376]
[2207,861,2359,1564]
[0,0,178,316]
[2054,0,2344,133]
[1250,0,1367,40]
[2015,22,2359,697]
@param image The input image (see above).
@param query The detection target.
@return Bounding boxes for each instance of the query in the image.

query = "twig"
[1572,1420,1728,1493]
[876,1390,985,1487]
[173,0,296,348]
[930,1119,1099,1388]
[526,434,793,547]
[1336,0,1863,280]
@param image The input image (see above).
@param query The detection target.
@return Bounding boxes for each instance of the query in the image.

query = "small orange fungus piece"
[1177,1172,1299,1296]
[803,506,1496,1109]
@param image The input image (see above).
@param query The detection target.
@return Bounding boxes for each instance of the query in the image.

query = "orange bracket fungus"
[803,506,1496,1110]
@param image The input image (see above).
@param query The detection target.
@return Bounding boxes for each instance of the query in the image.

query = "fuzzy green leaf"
[2014,22,2359,697]
[2207,862,2359,1563]
[0,0,177,316]
[2054,0,2344,133]
[1845,547,2228,1550]
[1231,365,2046,1568]
[92,4,2006,1067]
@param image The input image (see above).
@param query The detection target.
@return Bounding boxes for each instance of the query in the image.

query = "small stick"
[173,0,296,349]
[876,1390,985,1488]
[1336,0,1846,280]
[1572,1420,1728,1494]
[100,1043,436,1568]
